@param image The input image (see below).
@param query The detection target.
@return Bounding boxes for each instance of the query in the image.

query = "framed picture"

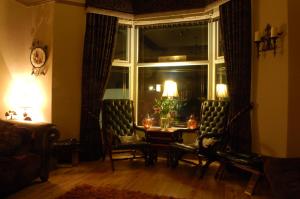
[30,41,48,76]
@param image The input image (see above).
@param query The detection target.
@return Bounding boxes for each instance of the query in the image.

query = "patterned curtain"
[219,0,252,153]
[80,13,118,161]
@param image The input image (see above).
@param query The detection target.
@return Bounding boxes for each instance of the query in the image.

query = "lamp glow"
[162,80,178,98]
[5,75,46,122]
[216,84,228,99]
[156,84,161,92]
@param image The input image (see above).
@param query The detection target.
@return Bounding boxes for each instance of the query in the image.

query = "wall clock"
[30,41,48,76]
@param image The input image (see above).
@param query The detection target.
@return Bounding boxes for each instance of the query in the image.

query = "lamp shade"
[162,80,179,98]
[216,83,228,98]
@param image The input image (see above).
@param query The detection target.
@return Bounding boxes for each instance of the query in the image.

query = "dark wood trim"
[16,0,85,7]
[56,0,85,7]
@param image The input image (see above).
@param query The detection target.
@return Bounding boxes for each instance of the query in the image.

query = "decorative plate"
[30,47,46,68]
[30,41,48,76]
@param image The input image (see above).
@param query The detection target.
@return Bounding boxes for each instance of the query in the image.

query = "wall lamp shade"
[216,83,228,99]
[162,80,179,98]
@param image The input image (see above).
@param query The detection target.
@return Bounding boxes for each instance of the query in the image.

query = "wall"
[252,0,289,157]
[252,0,300,157]
[0,0,84,139]
[0,0,53,122]
[52,1,85,139]
[287,0,300,157]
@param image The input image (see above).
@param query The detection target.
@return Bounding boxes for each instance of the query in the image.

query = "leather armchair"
[170,100,229,177]
[102,99,149,171]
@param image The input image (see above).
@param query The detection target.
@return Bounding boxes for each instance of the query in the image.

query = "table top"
[140,126,198,133]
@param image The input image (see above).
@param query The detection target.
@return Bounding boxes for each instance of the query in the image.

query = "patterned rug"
[57,184,182,199]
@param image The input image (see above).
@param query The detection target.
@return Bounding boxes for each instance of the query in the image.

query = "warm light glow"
[5,75,46,122]
[216,84,228,99]
[162,80,179,98]
[156,84,161,92]
[148,85,154,91]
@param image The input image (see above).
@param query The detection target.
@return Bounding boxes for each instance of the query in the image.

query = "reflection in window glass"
[138,65,207,125]
[103,66,129,99]
[215,63,228,99]
[218,22,224,57]
[138,22,208,63]
[113,25,128,61]
[215,63,227,84]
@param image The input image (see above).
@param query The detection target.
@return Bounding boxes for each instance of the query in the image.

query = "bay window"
[104,17,226,125]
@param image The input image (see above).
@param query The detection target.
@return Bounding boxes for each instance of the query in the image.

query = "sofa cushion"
[0,126,22,156]
[0,153,41,195]
[0,121,14,132]
[0,126,32,156]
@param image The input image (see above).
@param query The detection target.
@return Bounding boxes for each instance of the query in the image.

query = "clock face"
[30,47,46,68]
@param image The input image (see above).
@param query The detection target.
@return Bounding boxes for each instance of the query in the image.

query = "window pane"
[218,22,224,57]
[138,65,208,125]
[113,26,128,61]
[103,66,129,99]
[138,22,208,63]
[215,63,228,99]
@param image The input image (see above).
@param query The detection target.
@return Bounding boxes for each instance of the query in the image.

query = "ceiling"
[16,0,218,14]
[16,0,53,6]
[88,0,217,14]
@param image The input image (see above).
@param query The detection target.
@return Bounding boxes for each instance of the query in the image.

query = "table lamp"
[162,80,179,99]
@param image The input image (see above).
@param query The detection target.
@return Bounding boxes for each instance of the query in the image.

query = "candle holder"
[187,114,197,129]
[142,114,153,129]
[254,24,283,58]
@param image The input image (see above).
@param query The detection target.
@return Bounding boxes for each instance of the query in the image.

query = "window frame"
[212,21,225,100]
[110,24,134,100]
[113,13,225,124]
[135,22,212,124]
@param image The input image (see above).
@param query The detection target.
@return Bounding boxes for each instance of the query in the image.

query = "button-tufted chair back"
[102,99,135,138]
[102,99,149,171]
[199,100,229,136]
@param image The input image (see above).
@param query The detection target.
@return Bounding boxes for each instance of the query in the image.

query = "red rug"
[57,184,182,199]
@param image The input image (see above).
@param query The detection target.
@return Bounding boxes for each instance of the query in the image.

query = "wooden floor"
[7,158,274,199]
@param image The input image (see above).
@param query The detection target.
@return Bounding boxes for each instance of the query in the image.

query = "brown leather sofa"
[0,119,59,197]
[264,157,300,199]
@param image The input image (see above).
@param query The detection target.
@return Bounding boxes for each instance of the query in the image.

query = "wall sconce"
[254,24,283,58]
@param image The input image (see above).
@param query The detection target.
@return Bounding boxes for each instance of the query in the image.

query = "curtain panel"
[219,0,252,153]
[80,13,118,161]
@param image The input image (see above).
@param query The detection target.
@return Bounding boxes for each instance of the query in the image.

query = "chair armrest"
[199,132,222,139]
[134,125,146,132]
[198,132,223,149]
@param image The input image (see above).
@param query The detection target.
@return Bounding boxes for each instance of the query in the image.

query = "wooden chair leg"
[215,162,226,180]
[132,150,136,159]
[199,160,211,179]
[109,150,115,171]
[244,173,260,195]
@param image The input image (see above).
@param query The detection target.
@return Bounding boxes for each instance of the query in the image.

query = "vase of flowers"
[153,97,178,130]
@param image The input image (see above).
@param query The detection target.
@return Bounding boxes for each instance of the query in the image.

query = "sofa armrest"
[11,122,60,181]
[30,125,59,181]
[31,125,60,154]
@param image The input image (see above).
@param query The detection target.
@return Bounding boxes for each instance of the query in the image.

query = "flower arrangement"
[153,97,178,118]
